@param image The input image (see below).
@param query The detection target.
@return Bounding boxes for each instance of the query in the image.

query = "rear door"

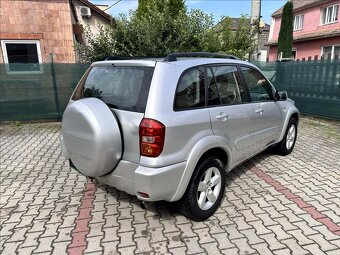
[240,66,283,150]
[207,65,255,165]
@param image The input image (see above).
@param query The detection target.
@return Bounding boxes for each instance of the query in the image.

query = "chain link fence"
[0,54,89,121]
[0,58,339,121]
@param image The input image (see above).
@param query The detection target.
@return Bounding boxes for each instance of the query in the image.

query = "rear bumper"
[98,160,186,202]
[61,136,186,202]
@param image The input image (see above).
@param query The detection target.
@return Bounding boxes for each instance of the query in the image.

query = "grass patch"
[301,117,340,140]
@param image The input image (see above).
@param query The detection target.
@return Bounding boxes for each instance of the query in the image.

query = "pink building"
[267,0,340,61]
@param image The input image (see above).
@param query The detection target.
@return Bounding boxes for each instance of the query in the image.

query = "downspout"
[69,0,79,23]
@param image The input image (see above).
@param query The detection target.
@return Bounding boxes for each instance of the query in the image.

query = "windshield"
[73,66,154,113]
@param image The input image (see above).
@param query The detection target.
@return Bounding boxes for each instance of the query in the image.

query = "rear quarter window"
[73,66,154,113]
[174,66,205,110]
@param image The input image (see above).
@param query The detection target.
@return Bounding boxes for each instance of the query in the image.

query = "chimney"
[251,0,261,23]
[250,0,261,61]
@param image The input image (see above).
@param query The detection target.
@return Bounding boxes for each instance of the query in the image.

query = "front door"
[240,66,283,151]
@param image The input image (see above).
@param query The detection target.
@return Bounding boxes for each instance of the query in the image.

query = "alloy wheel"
[197,167,222,210]
[286,124,296,150]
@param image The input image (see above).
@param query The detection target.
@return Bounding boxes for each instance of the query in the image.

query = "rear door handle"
[216,113,229,121]
[255,108,264,114]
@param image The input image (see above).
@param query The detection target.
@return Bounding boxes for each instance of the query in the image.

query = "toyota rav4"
[61,52,299,221]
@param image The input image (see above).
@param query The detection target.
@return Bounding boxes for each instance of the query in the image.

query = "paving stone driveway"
[1,117,340,255]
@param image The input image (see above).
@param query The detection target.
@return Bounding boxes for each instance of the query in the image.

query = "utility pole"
[250,0,261,61]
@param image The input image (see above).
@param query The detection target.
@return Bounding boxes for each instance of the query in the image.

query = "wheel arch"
[291,112,300,123]
[279,109,300,141]
[196,148,228,171]
[170,136,231,202]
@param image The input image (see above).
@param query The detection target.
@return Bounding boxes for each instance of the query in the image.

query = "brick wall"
[0,0,75,62]
[259,31,269,51]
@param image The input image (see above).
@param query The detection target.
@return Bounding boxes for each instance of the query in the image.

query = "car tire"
[180,157,226,221]
[275,118,298,156]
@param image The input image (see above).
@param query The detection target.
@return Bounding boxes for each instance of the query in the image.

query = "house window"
[321,45,340,60]
[291,49,297,59]
[294,14,304,31]
[277,49,297,60]
[1,40,43,73]
[320,4,339,25]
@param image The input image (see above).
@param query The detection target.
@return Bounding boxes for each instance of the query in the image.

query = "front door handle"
[216,113,229,121]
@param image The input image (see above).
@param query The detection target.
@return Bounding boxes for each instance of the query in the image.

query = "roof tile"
[272,0,329,17]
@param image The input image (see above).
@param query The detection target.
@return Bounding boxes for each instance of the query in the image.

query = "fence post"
[50,53,61,119]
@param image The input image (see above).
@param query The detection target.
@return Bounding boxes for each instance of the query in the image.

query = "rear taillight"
[139,118,165,157]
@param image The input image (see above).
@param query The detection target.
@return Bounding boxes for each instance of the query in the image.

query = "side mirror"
[275,90,288,101]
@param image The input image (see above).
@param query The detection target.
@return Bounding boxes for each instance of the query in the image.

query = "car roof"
[92,58,257,70]
[161,58,254,69]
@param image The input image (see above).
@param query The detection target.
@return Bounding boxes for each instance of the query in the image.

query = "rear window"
[73,66,154,113]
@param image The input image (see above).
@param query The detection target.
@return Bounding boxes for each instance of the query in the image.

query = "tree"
[168,0,185,16]
[232,17,254,56]
[78,7,214,61]
[137,0,149,17]
[202,15,255,59]
[137,0,185,17]
[277,1,294,59]
[77,25,117,62]
[77,3,255,61]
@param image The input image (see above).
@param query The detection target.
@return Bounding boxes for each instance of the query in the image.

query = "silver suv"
[61,53,299,221]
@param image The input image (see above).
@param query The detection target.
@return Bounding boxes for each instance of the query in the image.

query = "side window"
[208,65,245,105]
[174,67,205,110]
[241,67,274,102]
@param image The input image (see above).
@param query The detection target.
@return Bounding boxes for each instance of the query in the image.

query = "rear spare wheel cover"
[62,98,122,177]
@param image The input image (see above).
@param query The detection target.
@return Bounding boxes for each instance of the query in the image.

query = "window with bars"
[320,4,339,25]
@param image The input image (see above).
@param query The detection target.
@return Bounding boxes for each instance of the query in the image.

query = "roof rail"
[105,56,134,60]
[105,56,164,61]
[164,52,240,62]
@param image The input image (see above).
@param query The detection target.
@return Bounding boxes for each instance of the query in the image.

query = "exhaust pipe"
[140,201,153,209]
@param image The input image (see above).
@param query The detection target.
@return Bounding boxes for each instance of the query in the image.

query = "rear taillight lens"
[139,118,165,157]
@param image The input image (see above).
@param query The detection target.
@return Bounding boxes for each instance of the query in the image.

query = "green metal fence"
[253,60,340,120]
[0,62,89,121]
[0,59,339,121]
